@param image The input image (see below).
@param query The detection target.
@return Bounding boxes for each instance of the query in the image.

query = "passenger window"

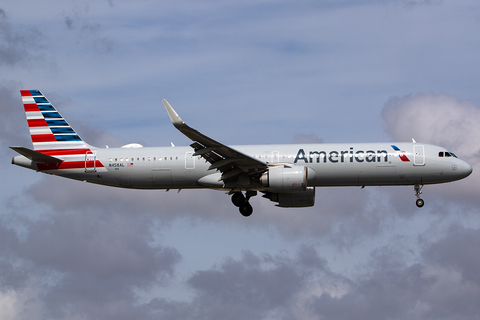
[176,157,178,160]
[148,157,151,161]
[143,157,145,161]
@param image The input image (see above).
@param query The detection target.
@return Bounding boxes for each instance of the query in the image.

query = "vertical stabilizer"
[20,90,90,152]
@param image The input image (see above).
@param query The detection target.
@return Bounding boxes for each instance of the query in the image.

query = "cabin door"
[85,151,97,172]
[413,145,425,166]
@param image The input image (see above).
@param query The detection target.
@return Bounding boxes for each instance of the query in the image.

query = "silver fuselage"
[13,142,472,190]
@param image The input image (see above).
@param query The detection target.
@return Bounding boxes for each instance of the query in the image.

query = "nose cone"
[462,161,473,178]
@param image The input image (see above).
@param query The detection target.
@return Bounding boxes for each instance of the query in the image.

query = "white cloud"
[382,92,480,159]
[0,290,17,320]
[382,92,480,204]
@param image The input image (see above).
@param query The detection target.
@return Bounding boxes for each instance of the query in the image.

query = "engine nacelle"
[260,165,307,193]
[264,187,315,208]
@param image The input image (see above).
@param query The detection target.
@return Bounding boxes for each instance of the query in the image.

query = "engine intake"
[260,165,307,193]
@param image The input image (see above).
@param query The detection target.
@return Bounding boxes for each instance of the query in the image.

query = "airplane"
[11,90,472,217]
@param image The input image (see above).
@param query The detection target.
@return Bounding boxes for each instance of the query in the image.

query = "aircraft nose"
[462,161,473,178]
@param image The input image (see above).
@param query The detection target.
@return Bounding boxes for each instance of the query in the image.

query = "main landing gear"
[231,191,257,217]
[414,184,424,208]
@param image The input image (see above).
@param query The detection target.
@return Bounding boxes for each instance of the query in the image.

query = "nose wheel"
[231,191,256,217]
[414,184,424,208]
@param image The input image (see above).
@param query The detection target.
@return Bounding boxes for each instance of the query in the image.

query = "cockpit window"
[439,151,458,158]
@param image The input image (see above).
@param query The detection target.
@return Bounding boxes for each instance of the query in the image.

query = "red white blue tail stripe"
[20,90,104,172]
[21,89,88,151]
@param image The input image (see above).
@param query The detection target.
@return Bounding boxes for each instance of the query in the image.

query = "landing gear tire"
[416,198,424,208]
[239,202,253,217]
[231,192,246,207]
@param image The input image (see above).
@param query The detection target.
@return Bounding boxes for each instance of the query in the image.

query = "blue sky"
[1,1,480,319]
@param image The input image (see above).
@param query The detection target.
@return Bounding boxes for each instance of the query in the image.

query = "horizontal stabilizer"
[10,146,64,163]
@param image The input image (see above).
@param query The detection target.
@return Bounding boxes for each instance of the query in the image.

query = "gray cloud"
[141,228,480,320]
[305,226,480,320]
[0,8,44,67]
[18,169,392,248]
[0,204,181,320]
[424,225,480,285]
[148,246,329,320]
[61,2,114,53]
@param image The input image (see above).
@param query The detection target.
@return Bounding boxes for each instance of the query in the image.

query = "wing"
[162,99,268,186]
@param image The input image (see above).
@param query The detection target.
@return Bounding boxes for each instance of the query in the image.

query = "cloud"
[0,9,44,67]
[140,226,480,320]
[3,225,480,320]
[381,92,480,204]
[16,169,394,248]
[148,245,328,320]
[0,201,181,320]
[61,2,114,53]
[304,225,480,320]
[382,92,480,159]
[424,225,480,284]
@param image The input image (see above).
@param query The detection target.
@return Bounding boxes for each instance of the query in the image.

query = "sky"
[1,0,480,319]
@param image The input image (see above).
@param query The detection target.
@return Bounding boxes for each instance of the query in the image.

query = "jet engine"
[263,187,315,207]
[260,165,310,193]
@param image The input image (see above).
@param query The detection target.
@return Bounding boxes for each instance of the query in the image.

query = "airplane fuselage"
[13,142,471,190]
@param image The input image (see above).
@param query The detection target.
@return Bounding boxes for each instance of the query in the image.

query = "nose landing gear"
[231,191,257,217]
[414,184,424,208]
